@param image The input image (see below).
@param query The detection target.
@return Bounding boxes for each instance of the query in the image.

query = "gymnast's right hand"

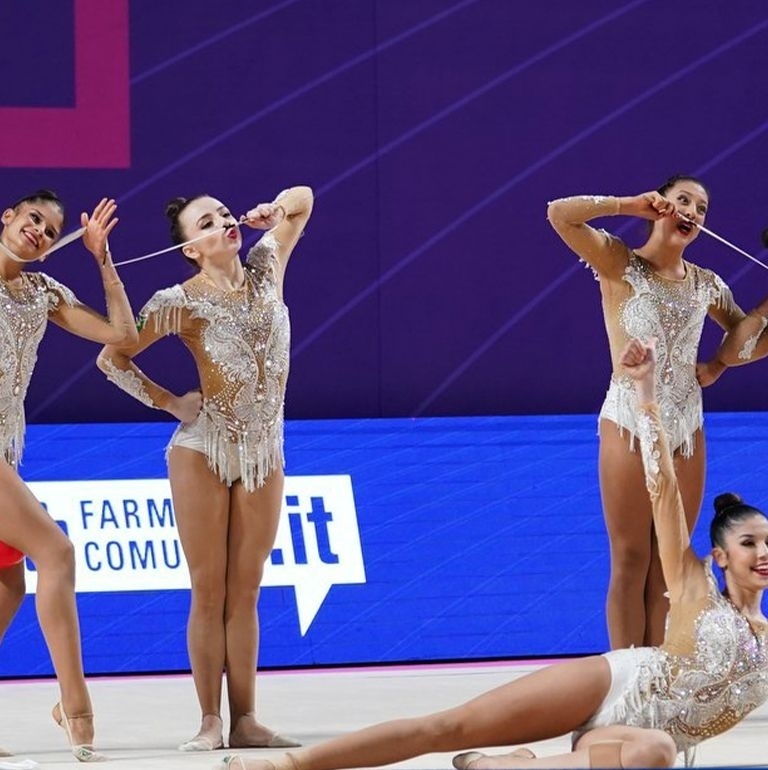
[168,390,202,423]
[620,191,677,221]
[621,337,657,405]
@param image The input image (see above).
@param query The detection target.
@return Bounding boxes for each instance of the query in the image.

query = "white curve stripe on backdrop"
[24,475,366,636]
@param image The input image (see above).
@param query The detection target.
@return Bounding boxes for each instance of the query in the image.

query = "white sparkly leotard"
[100,232,289,492]
[574,402,768,764]
[598,245,735,456]
[547,196,742,457]
[0,272,77,467]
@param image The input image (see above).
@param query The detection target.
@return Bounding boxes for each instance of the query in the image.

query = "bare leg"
[0,561,26,642]
[226,470,287,747]
[643,535,666,647]
[0,561,24,757]
[0,463,94,748]
[458,726,676,769]
[598,421,653,649]
[643,432,705,645]
[169,447,231,750]
[221,656,611,769]
[599,422,705,648]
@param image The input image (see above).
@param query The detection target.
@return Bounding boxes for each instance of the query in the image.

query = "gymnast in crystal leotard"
[98,187,313,752]
[216,337,768,770]
[0,191,136,760]
[547,176,745,649]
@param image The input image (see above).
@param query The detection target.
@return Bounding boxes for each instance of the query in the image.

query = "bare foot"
[178,714,224,751]
[228,715,300,748]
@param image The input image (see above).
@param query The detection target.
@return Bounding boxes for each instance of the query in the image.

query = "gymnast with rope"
[215,336,768,770]
[546,177,748,651]
[96,186,313,753]
[0,191,136,762]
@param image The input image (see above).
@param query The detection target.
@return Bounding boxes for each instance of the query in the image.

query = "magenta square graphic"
[0,0,129,168]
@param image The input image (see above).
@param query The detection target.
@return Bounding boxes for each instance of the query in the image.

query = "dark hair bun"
[165,197,188,220]
[714,492,743,516]
[11,189,64,211]
[33,188,59,200]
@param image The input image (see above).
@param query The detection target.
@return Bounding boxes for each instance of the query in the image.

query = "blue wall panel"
[2,411,766,677]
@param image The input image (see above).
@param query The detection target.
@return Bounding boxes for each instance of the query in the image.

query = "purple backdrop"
[1,0,767,423]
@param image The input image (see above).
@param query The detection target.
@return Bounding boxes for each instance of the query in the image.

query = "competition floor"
[1,660,766,769]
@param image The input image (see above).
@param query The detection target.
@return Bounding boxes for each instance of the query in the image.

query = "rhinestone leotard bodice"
[0,272,77,466]
[103,233,289,491]
[576,404,768,763]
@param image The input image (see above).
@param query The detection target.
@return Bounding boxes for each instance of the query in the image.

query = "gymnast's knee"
[619,730,676,768]
[32,537,75,582]
[417,711,468,750]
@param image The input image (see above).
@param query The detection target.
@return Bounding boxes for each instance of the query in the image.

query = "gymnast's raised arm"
[620,338,709,604]
[546,191,676,280]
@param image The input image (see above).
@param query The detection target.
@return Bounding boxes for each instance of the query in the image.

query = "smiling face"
[176,196,241,264]
[0,199,63,261]
[714,514,768,592]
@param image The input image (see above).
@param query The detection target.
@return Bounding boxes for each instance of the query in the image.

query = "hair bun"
[33,188,59,199]
[714,492,743,516]
[11,189,64,211]
[165,197,188,220]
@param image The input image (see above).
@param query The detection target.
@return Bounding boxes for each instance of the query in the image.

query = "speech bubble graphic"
[267,476,366,634]
[25,475,365,635]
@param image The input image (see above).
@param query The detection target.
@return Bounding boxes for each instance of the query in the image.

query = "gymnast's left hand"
[696,359,725,388]
[241,202,286,230]
[167,389,203,423]
[81,198,119,263]
[620,337,656,380]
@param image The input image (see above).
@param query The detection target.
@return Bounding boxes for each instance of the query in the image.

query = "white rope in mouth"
[679,213,768,272]
[111,221,244,267]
